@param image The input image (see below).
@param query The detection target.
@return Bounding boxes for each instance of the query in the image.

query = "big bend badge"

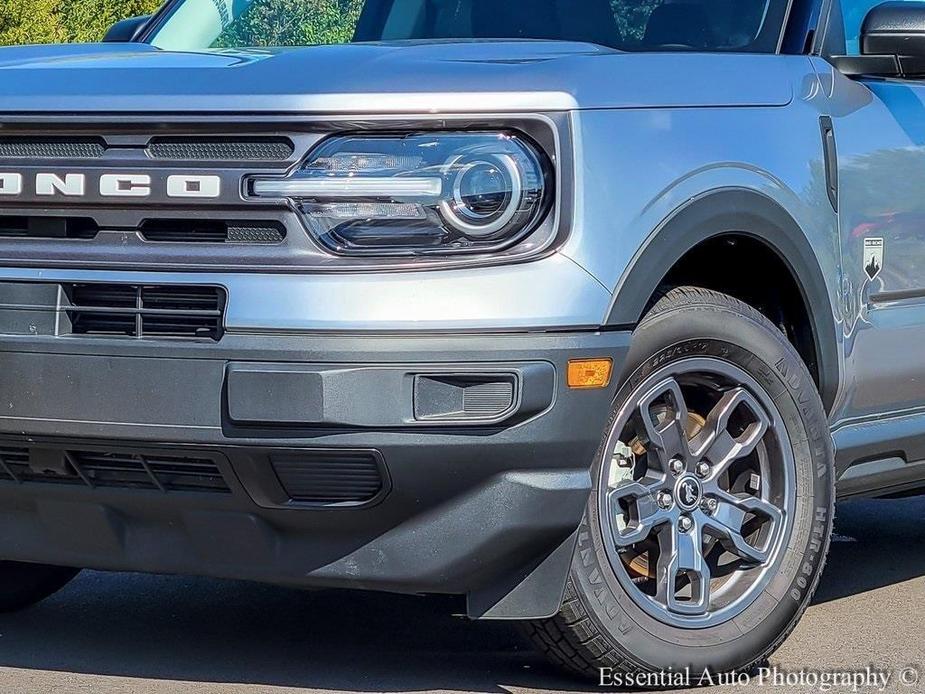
[864,238,884,281]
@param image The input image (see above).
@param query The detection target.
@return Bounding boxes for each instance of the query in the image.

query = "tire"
[526,287,835,681]
[0,561,80,613]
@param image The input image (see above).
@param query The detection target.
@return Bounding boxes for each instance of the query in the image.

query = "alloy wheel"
[598,357,795,628]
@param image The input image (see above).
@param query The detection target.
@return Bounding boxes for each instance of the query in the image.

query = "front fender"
[603,188,840,412]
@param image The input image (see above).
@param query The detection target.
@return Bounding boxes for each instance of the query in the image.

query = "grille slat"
[0,136,293,162]
[147,138,294,162]
[65,284,225,341]
[0,446,229,494]
[0,138,105,159]
[0,216,99,239]
[140,220,286,245]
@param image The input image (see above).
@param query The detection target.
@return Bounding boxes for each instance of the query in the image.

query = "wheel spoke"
[638,378,692,468]
[703,490,782,565]
[689,387,769,477]
[655,520,711,615]
[607,478,670,546]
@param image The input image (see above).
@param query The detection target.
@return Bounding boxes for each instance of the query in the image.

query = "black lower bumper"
[0,330,630,618]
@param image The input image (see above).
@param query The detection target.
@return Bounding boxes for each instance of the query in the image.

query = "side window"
[842,0,918,54]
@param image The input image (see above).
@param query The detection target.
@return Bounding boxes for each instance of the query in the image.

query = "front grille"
[271,451,386,505]
[147,138,294,161]
[140,220,286,244]
[0,447,229,494]
[0,122,328,271]
[65,284,225,340]
[0,137,106,159]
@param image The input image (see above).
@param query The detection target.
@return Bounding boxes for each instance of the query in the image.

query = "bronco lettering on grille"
[0,172,221,199]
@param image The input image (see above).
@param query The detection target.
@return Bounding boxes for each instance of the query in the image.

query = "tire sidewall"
[570,297,834,675]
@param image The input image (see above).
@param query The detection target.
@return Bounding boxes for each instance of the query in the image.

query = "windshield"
[148,0,792,53]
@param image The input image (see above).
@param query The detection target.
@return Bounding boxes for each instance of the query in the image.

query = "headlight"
[249,132,551,256]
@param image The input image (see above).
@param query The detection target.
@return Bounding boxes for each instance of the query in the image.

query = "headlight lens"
[249,132,551,256]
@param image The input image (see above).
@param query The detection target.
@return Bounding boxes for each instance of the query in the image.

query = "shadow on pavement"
[812,496,925,605]
[0,497,920,691]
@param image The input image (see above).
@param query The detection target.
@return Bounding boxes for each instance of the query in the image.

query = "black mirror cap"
[103,15,152,43]
[861,1,925,56]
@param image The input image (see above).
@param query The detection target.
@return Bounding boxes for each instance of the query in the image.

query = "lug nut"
[657,491,673,510]
[678,516,694,532]
[696,462,711,478]
[701,498,718,515]
[669,458,685,476]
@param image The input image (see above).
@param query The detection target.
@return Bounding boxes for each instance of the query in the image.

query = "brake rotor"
[624,406,707,580]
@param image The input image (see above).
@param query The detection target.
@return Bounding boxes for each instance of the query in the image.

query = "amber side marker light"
[567,358,613,389]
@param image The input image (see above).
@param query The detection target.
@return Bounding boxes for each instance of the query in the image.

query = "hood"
[0,41,794,114]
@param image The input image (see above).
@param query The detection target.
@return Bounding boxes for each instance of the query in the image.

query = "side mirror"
[861,1,925,56]
[832,1,925,78]
[103,15,152,43]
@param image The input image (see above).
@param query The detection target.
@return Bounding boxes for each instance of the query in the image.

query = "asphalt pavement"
[0,496,922,693]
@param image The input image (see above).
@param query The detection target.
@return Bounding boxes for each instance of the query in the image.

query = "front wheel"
[527,287,834,680]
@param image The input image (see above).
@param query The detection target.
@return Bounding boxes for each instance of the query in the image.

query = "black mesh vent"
[271,452,385,505]
[0,138,105,159]
[147,138,294,161]
[65,284,225,341]
[140,220,286,244]
[0,446,229,493]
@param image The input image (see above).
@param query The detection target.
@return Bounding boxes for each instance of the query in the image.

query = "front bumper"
[0,329,629,618]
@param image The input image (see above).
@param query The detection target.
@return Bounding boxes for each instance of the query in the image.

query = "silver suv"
[0,0,919,681]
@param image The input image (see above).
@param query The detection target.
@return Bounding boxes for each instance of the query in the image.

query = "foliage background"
[0,0,662,48]
[0,0,162,45]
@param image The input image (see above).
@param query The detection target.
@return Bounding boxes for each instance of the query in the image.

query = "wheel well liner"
[604,188,839,411]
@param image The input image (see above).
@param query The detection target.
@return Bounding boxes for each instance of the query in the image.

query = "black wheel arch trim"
[603,188,840,412]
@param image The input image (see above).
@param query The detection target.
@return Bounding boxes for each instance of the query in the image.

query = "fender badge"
[864,237,884,280]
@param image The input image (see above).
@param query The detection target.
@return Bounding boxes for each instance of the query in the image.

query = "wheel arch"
[603,188,840,412]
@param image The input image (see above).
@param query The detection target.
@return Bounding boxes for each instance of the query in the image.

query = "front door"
[824,0,925,422]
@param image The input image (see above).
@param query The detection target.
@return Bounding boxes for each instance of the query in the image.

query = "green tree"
[214,0,363,48]
[0,0,162,46]
[0,0,66,45]
[610,0,661,41]
[58,0,162,44]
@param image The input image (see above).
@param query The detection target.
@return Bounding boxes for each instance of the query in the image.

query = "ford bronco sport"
[0,0,921,681]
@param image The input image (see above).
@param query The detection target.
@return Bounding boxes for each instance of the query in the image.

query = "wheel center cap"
[674,475,703,511]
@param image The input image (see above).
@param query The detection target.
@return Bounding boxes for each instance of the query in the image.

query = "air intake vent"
[271,451,386,506]
[140,220,286,244]
[147,138,294,161]
[65,283,225,341]
[0,447,229,494]
[0,137,105,159]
